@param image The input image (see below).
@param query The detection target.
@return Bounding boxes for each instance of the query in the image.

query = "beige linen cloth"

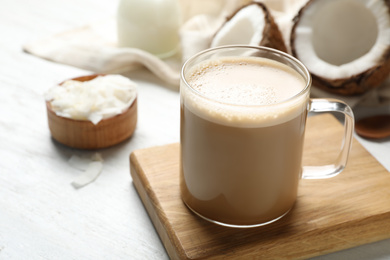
[24,0,390,107]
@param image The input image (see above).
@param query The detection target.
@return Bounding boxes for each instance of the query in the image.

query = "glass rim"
[181,45,312,108]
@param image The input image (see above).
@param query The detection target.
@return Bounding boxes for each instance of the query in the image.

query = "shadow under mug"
[180,45,354,228]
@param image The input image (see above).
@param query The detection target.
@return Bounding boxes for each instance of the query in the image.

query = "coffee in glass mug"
[180,46,354,228]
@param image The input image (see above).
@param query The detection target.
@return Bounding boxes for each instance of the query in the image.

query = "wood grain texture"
[130,114,390,260]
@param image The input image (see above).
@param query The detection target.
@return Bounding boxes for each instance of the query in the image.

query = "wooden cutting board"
[130,114,390,260]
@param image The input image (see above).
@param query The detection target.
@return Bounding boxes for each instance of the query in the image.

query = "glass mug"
[180,46,354,228]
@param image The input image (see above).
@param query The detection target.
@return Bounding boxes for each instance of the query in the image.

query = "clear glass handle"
[302,99,355,179]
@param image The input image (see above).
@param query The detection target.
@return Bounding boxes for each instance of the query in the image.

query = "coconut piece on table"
[211,2,287,52]
[290,0,390,95]
[69,153,104,189]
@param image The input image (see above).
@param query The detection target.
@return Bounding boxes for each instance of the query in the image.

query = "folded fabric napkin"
[23,18,182,87]
[24,0,390,107]
[23,0,248,90]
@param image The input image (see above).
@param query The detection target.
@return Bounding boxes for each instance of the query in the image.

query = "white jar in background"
[117,0,181,58]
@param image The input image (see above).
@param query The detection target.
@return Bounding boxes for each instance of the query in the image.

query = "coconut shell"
[211,2,287,53]
[310,48,390,96]
[290,0,390,96]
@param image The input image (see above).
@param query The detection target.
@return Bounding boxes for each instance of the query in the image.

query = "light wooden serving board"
[130,114,390,260]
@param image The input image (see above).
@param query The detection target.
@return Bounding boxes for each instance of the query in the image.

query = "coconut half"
[291,0,390,95]
[211,2,287,52]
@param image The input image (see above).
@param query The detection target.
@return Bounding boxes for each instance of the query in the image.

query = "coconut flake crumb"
[45,75,137,125]
[69,153,104,189]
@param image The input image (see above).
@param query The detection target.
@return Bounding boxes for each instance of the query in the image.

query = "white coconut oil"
[117,0,181,58]
[45,75,137,125]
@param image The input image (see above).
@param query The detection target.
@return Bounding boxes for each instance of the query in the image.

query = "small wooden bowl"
[46,74,137,149]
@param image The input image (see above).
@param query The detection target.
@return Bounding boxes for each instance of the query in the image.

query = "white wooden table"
[1,0,389,259]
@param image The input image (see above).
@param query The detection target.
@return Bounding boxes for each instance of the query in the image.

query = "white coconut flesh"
[293,0,390,80]
[211,4,266,47]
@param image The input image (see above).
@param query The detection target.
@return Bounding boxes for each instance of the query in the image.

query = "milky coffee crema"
[182,56,309,128]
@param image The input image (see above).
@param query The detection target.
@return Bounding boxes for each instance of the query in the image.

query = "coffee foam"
[182,56,309,128]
